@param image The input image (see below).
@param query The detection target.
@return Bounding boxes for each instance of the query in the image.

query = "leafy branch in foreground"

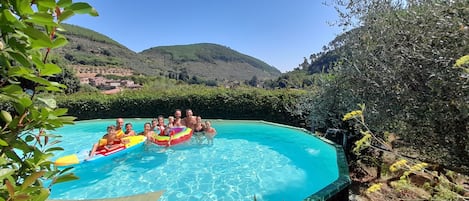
[0,0,97,200]
[344,104,468,200]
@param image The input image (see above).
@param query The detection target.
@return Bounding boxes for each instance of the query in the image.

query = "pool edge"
[258,120,351,201]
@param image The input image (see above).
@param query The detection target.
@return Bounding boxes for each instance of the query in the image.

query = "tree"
[179,68,190,81]
[300,57,309,71]
[49,67,81,94]
[188,75,202,85]
[247,75,259,87]
[48,55,81,94]
[0,1,97,200]
[324,0,469,172]
[204,80,218,87]
[278,79,288,88]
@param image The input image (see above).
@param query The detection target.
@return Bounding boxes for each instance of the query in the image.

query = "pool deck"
[48,190,164,201]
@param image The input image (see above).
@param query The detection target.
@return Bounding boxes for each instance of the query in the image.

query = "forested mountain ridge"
[140,43,281,80]
[54,24,157,75]
[55,24,281,81]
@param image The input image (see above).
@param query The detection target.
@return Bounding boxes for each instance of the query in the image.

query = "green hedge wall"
[55,87,307,126]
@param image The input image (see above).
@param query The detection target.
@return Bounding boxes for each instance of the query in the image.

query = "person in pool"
[139,122,156,140]
[88,125,123,159]
[173,109,184,127]
[194,116,205,144]
[194,116,204,132]
[204,121,217,145]
[161,116,174,136]
[115,118,125,139]
[183,109,196,129]
[156,115,166,134]
[150,118,158,132]
[124,123,136,137]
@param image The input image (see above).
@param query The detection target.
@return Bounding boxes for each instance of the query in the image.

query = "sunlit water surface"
[48,119,339,201]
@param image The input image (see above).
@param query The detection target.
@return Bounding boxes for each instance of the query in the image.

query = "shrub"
[56,87,307,126]
[0,1,98,200]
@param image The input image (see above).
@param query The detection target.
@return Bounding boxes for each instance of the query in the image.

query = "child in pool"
[204,121,217,145]
[88,125,123,159]
[139,122,156,138]
[161,116,174,136]
[124,123,136,137]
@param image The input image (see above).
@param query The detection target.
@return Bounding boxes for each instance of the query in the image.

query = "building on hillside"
[83,77,142,91]
[89,77,107,86]
[223,80,241,88]
[121,80,142,89]
[79,77,90,85]
[107,80,121,88]
[120,80,134,86]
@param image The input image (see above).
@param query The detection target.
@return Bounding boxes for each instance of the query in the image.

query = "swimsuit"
[194,126,204,132]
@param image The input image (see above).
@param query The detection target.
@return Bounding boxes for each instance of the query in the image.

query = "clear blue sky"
[66,0,342,72]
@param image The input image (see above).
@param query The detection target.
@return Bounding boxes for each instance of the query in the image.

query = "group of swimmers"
[87,109,217,159]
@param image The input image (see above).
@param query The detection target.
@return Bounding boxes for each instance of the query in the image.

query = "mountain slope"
[55,24,281,80]
[140,43,281,80]
[55,24,163,76]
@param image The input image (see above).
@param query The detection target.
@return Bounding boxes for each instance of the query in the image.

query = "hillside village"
[70,65,256,91]
[71,65,142,93]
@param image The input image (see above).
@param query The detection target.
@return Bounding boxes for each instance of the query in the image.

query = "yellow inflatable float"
[54,135,146,167]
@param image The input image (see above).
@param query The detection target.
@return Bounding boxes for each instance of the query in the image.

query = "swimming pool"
[48,119,347,201]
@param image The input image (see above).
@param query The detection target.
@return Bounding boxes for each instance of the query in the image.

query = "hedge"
[53,87,308,127]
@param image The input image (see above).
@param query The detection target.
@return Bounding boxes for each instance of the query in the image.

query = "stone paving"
[48,191,164,201]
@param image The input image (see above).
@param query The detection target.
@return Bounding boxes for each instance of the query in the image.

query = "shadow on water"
[50,160,117,195]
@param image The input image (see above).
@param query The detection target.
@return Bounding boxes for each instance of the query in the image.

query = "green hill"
[55,24,164,76]
[140,43,281,80]
[60,24,124,47]
[54,24,281,81]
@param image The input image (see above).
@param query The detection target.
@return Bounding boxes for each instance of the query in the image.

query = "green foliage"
[79,84,99,92]
[307,50,339,74]
[141,43,281,75]
[56,87,306,125]
[344,107,468,200]
[204,79,218,87]
[286,72,357,132]
[55,28,280,81]
[247,75,259,87]
[54,24,153,77]
[317,0,469,172]
[265,70,323,89]
[138,75,218,88]
[47,55,81,94]
[63,50,124,66]
[263,47,339,89]
[0,1,97,200]
[61,24,123,47]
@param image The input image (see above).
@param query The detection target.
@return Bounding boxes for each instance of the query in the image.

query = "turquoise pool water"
[48,119,339,201]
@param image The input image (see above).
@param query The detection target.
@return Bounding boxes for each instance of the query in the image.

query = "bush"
[56,87,307,126]
[0,1,98,200]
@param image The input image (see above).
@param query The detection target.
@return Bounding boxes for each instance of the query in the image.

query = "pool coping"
[256,120,351,201]
[47,190,164,201]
